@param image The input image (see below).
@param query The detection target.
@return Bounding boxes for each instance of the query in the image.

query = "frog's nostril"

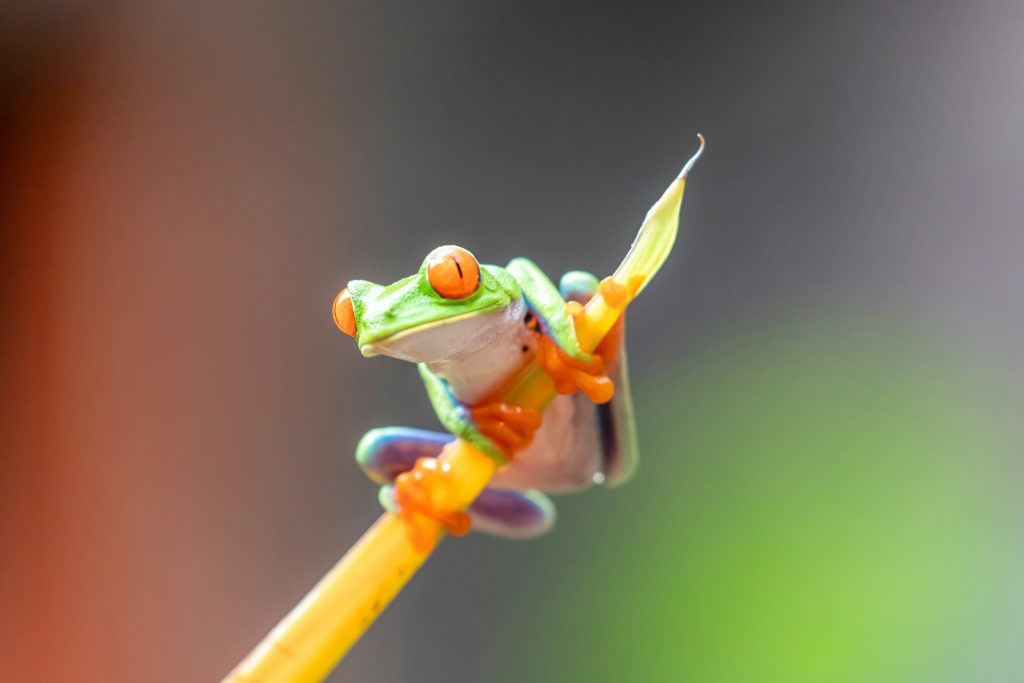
[333,288,357,337]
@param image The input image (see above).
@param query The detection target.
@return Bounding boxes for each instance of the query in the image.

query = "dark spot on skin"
[522,345,528,353]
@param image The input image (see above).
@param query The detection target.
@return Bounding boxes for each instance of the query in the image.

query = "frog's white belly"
[424,297,610,493]
[490,392,602,493]
[422,300,532,405]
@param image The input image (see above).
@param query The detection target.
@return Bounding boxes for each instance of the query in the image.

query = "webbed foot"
[535,303,619,404]
[394,455,472,552]
[467,402,542,457]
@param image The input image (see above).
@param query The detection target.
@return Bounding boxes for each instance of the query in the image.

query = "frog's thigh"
[355,427,454,485]
[468,488,556,539]
[561,271,637,486]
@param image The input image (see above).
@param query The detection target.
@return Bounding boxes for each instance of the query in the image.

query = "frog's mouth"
[360,299,525,364]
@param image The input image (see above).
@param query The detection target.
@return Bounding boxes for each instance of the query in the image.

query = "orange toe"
[599,276,631,309]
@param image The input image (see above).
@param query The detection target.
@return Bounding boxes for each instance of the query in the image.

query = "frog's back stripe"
[505,258,591,364]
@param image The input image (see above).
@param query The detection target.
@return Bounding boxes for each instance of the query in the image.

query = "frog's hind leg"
[356,427,557,539]
[560,271,639,487]
[355,427,452,485]
[466,488,555,539]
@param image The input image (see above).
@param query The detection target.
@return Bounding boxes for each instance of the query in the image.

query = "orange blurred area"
[0,5,380,681]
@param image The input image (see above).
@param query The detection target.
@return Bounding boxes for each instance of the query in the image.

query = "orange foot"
[535,302,620,404]
[469,402,542,456]
[394,456,472,553]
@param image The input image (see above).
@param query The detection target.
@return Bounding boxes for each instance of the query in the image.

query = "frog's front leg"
[418,364,542,462]
[507,259,617,404]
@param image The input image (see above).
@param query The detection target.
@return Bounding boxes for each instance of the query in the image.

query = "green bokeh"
[497,322,1020,682]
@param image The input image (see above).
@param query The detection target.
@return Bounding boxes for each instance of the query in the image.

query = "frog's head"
[333,245,523,363]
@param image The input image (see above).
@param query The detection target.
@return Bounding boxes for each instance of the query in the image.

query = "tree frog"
[333,245,638,539]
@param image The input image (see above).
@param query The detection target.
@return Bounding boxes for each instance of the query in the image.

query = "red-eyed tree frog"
[333,246,637,539]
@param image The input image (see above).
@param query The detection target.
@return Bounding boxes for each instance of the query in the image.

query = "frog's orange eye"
[333,288,357,337]
[426,245,480,299]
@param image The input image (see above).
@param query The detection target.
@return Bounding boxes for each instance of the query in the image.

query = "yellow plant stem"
[223,303,616,683]
[222,142,699,683]
[223,447,495,683]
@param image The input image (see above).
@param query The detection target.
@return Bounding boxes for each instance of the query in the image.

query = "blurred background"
[2,2,1023,681]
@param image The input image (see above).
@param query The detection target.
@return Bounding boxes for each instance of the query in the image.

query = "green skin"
[347,252,638,494]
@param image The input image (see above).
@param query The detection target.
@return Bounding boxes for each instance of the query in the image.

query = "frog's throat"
[358,299,525,365]
[359,310,477,356]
